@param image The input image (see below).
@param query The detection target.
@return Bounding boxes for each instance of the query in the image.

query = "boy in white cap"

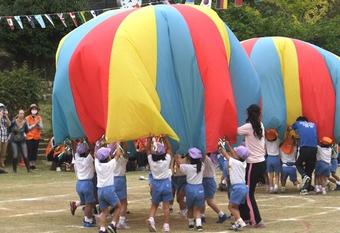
[146,137,173,233]
[73,142,96,227]
[219,141,249,231]
[95,146,122,233]
[178,147,205,232]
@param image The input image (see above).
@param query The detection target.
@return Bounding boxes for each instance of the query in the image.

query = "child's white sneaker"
[147,218,156,232]
[273,185,279,193]
[322,187,327,195]
[163,223,170,232]
[117,222,130,229]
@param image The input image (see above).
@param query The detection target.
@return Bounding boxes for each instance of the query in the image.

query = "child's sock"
[100,226,106,231]
[119,216,126,224]
[188,218,194,226]
[236,218,246,227]
[196,218,202,227]
[148,217,155,224]
[84,216,93,223]
[218,211,225,217]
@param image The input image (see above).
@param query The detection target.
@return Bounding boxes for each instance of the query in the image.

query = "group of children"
[70,136,251,232]
[264,128,340,195]
[69,131,340,233]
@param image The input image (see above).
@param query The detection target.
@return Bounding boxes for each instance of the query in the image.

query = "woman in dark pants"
[9,109,30,172]
[25,104,43,169]
[237,104,266,227]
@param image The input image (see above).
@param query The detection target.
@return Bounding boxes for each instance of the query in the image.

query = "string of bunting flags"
[0,0,243,30]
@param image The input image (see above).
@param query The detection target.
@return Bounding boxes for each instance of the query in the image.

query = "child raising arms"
[219,141,249,231]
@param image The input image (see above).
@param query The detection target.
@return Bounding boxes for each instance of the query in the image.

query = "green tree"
[0,63,44,114]
[0,0,89,79]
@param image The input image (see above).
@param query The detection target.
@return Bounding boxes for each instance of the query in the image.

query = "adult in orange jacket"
[26,104,43,169]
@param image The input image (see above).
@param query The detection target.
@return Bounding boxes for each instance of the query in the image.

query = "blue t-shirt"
[292,121,317,147]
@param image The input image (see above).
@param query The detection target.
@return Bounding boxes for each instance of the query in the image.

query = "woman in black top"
[9,109,30,172]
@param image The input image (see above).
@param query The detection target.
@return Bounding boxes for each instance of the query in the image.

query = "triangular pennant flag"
[69,12,78,27]
[57,13,67,27]
[44,14,55,27]
[200,0,212,7]
[235,0,243,6]
[14,16,23,29]
[26,15,36,28]
[90,10,97,18]
[34,15,46,28]
[216,0,228,9]
[6,17,15,30]
[78,11,87,23]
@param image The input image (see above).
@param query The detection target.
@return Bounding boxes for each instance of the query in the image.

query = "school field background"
[1,161,339,233]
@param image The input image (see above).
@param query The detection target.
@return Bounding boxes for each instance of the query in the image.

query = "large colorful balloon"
[53,4,260,153]
[242,37,340,142]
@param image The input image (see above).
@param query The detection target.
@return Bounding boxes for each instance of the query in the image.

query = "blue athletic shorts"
[282,165,297,182]
[76,180,96,205]
[315,160,330,177]
[203,177,217,199]
[172,175,186,192]
[185,183,204,209]
[230,183,248,205]
[98,185,120,210]
[330,158,338,174]
[151,178,173,204]
[114,176,127,201]
[266,155,281,173]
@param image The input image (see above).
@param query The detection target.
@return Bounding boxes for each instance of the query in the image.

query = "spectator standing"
[0,103,10,168]
[26,104,43,169]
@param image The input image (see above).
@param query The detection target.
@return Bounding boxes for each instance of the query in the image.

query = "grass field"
[1,161,340,233]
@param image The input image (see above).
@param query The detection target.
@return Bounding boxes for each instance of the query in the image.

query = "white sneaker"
[117,222,130,229]
[237,219,247,228]
[322,188,327,195]
[315,186,321,193]
[274,185,279,193]
[300,189,308,195]
[147,219,156,232]
[56,167,61,172]
[163,224,170,232]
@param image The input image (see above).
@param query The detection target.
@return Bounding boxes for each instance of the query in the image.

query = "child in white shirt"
[265,128,281,193]
[315,137,333,194]
[73,142,96,227]
[178,147,205,232]
[219,141,249,231]
[146,137,173,233]
[95,146,122,233]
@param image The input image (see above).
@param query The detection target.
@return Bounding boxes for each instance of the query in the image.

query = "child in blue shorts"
[95,146,122,233]
[178,147,205,232]
[280,143,300,192]
[219,141,249,231]
[315,137,333,195]
[201,153,228,223]
[146,137,173,233]
[265,129,281,193]
[171,154,187,217]
[73,142,96,227]
[110,142,129,229]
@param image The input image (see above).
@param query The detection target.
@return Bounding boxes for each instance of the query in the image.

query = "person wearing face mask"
[0,103,11,168]
[25,104,43,169]
[9,109,30,173]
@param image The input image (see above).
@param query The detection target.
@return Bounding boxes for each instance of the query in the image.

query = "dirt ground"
[0,161,339,233]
